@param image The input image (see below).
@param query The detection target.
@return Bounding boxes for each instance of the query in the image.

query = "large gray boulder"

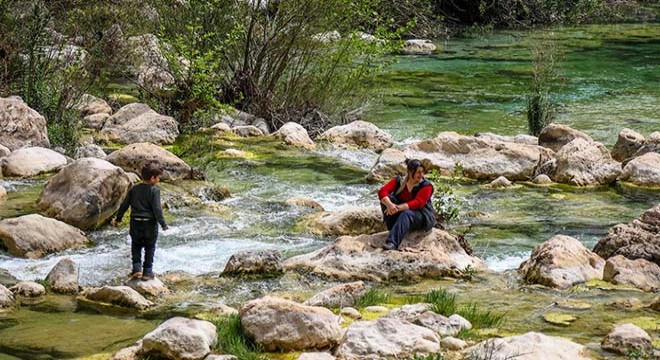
[141,317,217,360]
[0,284,15,308]
[46,258,79,294]
[284,228,486,281]
[222,249,283,276]
[335,317,440,359]
[0,214,90,258]
[297,206,386,236]
[538,123,593,152]
[1,147,68,177]
[552,138,621,186]
[37,158,131,230]
[593,204,659,265]
[303,281,367,308]
[519,235,604,289]
[0,97,50,150]
[81,286,154,311]
[317,121,393,152]
[465,332,593,360]
[603,255,660,292]
[618,152,660,188]
[272,122,315,149]
[74,94,112,117]
[74,143,106,159]
[601,323,652,355]
[106,142,194,181]
[0,268,18,287]
[101,103,179,145]
[612,128,645,162]
[239,296,342,351]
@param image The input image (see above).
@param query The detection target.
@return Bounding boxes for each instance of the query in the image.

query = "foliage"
[426,164,464,229]
[527,34,562,136]
[355,288,391,309]
[414,289,506,329]
[213,314,268,360]
[409,354,445,360]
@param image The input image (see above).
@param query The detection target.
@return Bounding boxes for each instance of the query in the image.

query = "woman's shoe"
[382,242,397,251]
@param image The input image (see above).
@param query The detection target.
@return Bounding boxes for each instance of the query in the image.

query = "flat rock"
[125,277,169,297]
[38,158,131,230]
[272,122,315,149]
[297,206,386,236]
[46,258,79,294]
[101,103,179,145]
[232,125,263,137]
[440,336,468,351]
[552,138,621,186]
[538,123,593,152]
[1,147,68,177]
[519,235,604,289]
[304,281,367,308]
[222,249,282,276]
[335,317,440,359]
[464,332,593,360]
[284,228,486,281]
[618,152,660,188]
[602,323,651,355]
[82,286,154,311]
[0,97,50,150]
[317,120,393,152]
[364,306,389,313]
[0,214,90,258]
[106,142,195,181]
[475,132,538,145]
[9,281,46,297]
[603,255,660,291]
[543,312,577,326]
[341,307,362,319]
[141,317,217,360]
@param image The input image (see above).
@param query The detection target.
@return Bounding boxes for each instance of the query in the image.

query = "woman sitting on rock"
[378,158,435,251]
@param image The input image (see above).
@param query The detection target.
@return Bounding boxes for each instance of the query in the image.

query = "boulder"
[0,284,15,308]
[303,281,367,308]
[81,286,154,310]
[402,39,437,54]
[475,132,538,145]
[209,303,239,316]
[101,103,179,145]
[532,174,553,184]
[0,144,10,157]
[601,323,651,355]
[232,125,264,137]
[387,304,432,323]
[612,128,645,162]
[298,353,334,360]
[74,94,112,117]
[403,132,554,181]
[487,176,512,189]
[0,268,18,287]
[46,258,79,294]
[366,148,407,182]
[552,138,621,186]
[298,206,386,236]
[519,235,604,289]
[111,340,142,360]
[8,281,46,297]
[210,122,231,133]
[286,196,324,212]
[341,307,362,319]
[364,306,389,313]
[141,317,217,360]
[0,97,50,150]
[125,277,169,297]
[440,337,468,351]
[284,228,486,281]
[105,142,194,181]
[222,249,283,276]
[239,296,342,351]
[83,113,110,130]
[602,255,660,291]
[538,123,593,152]
[317,121,393,152]
[214,109,269,134]
[414,312,471,336]
[272,122,315,149]
[465,332,593,360]
[632,131,660,158]
[593,204,659,265]
[618,152,660,187]
[335,317,440,359]
[74,143,106,159]
[0,214,90,258]
[37,158,131,230]
[1,147,68,177]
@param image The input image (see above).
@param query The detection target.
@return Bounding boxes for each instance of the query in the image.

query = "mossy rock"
[584,279,642,292]
[555,300,592,310]
[616,316,660,332]
[543,312,577,326]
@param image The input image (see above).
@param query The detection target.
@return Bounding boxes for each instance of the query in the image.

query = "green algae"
[543,312,577,326]
[616,316,660,332]
[0,181,43,219]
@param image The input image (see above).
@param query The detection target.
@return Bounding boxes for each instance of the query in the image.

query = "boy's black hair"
[141,163,163,181]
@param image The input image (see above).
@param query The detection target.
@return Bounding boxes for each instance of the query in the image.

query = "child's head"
[141,163,163,184]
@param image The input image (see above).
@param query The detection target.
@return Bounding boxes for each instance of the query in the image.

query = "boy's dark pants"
[129,219,158,275]
[381,195,426,248]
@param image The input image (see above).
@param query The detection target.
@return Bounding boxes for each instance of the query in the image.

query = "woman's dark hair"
[141,163,163,180]
[405,159,424,174]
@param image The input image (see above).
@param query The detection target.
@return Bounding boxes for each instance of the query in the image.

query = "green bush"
[213,314,268,360]
[527,35,561,136]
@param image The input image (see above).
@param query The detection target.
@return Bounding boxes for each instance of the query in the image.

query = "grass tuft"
[212,314,269,360]
[355,288,391,309]
[411,289,506,329]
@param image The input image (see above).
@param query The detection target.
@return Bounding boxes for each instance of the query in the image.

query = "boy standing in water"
[113,164,168,281]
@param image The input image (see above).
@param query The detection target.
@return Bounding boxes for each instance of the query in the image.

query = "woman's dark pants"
[383,209,426,248]
[129,219,158,275]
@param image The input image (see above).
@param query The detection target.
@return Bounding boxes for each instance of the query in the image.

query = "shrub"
[527,34,561,136]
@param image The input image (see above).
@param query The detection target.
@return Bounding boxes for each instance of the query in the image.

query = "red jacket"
[378,177,433,210]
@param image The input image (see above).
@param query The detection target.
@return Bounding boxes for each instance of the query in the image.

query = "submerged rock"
[317,120,393,152]
[538,123,593,152]
[0,97,50,150]
[402,39,437,54]
[603,255,660,291]
[532,174,553,184]
[1,147,68,177]
[601,323,651,355]
[111,340,142,360]
[81,286,154,311]
[593,204,659,265]
[222,249,283,276]
[141,317,217,360]
[552,138,621,186]
[239,296,342,351]
[612,128,645,162]
[46,258,79,294]
[9,281,46,297]
[297,206,386,236]
[618,152,660,187]
[286,196,324,212]
[284,228,486,281]
[272,122,315,149]
[303,281,367,308]
[335,317,440,359]
[0,214,90,258]
[38,158,131,230]
[465,332,593,360]
[101,103,179,145]
[0,284,15,308]
[487,176,513,189]
[519,235,604,289]
[105,142,195,181]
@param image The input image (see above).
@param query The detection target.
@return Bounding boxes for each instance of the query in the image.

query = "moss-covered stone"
[543,312,577,326]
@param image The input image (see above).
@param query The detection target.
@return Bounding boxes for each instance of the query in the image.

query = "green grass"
[354,288,391,309]
[409,354,445,360]
[407,289,506,329]
[212,314,269,360]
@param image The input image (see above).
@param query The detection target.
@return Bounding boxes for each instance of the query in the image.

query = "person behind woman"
[378,159,435,250]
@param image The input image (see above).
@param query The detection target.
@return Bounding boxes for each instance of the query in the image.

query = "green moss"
[616,317,660,332]
[108,93,139,105]
[543,312,577,326]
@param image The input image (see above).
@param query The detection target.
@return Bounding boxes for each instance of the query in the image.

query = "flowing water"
[1,23,659,358]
